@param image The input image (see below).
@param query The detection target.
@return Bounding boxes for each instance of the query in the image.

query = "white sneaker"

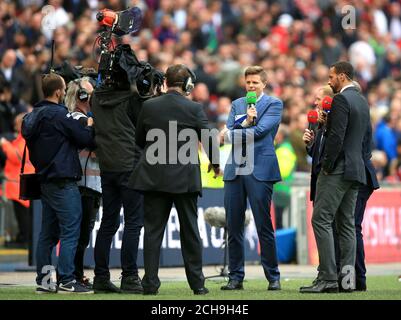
[58,280,93,294]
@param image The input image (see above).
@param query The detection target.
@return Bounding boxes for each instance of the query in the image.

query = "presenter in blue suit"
[220,66,283,291]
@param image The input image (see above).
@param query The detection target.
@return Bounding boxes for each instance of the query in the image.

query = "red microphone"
[307,110,319,131]
[322,96,333,113]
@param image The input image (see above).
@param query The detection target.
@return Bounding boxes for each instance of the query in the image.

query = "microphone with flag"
[307,110,319,132]
[246,91,257,126]
[322,96,333,113]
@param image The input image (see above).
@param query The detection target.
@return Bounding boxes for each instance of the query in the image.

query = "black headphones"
[181,66,196,95]
[74,79,89,102]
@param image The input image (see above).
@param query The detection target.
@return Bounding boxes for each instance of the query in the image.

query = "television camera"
[94,7,164,98]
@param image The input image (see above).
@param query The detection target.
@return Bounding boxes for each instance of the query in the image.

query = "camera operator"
[22,73,95,294]
[90,76,144,294]
[64,77,101,289]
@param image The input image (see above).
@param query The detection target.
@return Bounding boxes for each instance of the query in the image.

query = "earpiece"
[74,79,89,102]
[182,67,196,95]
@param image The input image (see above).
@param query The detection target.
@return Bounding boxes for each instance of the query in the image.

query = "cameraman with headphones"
[129,64,220,295]
[65,77,101,289]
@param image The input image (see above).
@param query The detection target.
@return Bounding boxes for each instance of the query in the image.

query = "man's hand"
[219,125,229,144]
[87,117,94,127]
[318,109,327,125]
[303,129,315,145]
[246,106,257,126]
[208,163,222,178]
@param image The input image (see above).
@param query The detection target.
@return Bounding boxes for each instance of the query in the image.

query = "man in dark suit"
[129,64,220,295]
[0,49,26,105]
[219,66,283,291]
[301,61,370,293]
[303,83,379,292]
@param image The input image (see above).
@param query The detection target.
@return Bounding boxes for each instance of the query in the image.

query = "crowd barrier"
[27,178,401,267]
[31,188,260,267]
[291,176,401,265]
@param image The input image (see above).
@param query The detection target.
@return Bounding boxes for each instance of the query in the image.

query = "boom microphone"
[204,207,251,228]
[307,110,319,131]
[246,91,257,126]
[322,96,333,113]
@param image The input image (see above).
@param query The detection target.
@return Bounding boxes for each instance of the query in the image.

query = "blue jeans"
[36,180,82,285]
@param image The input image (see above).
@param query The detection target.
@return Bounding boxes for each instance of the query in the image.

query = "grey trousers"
[312,172,359,281]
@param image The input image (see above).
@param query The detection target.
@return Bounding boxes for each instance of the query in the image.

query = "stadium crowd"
[1,0,401,244]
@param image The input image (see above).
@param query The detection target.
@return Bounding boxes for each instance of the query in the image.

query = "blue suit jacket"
[223,94,283,182]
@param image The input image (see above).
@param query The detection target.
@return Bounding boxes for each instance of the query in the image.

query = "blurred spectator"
[153,14,178,44]
[273,124,297,230]
[0,49,26,104]
[289,113,310,172]
[375,112,398,175]
[371,150,388,181]
[321,35,344,66]
[0,113,35,248]
[191,82,218,126]
[0,81,28,139]
[215,96,231,130]
[390,139,401,181]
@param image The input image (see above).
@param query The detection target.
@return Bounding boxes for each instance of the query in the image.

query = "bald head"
[1,50,16,69]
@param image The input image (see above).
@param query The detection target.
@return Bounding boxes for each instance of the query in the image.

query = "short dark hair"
[42,73,64,98]
[331,61,354,80]
[165,64,191,88]
[244,66,267,84]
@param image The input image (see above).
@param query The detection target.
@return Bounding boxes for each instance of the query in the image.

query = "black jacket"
[129,90,219,195]
[308,122,379,202]
[323,87,370,184]
[91,86,143,172]
[21,100,95,182]
[307,126,326,202]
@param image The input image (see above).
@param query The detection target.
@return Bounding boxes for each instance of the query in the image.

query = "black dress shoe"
[221,280,243,290]
[268,280,281,291]
[121,275,143,294]
[299,280,339,293]
[300,277,320,290]
[93,277,121,294]
[143,289,159,295]
[193,287,209,295]
[355,281,367,292]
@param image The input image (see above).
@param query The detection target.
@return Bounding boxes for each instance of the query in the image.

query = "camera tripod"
[205,227,229,279]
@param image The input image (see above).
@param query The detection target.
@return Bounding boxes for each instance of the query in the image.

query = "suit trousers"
[333,184,373,285]
[142,192,205,292]
[224,175,280,282]
[312,173,359,281]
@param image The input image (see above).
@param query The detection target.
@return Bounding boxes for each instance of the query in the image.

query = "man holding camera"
[22,73,95,294]
[90,77,144,294]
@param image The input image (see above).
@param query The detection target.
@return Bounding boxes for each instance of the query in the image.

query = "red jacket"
[1,134,35,207]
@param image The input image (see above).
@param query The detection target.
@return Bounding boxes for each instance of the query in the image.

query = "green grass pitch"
[0,276,400,300]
